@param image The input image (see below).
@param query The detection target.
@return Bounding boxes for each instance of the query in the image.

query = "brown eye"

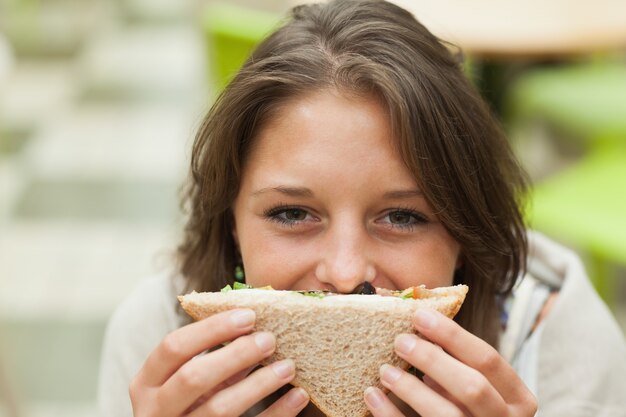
[380,210,428,230]
[389,211,413,224]
[284,209,307,221]
[265,205,316,226]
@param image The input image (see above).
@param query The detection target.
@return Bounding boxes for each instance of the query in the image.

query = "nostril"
[351,281,376,295]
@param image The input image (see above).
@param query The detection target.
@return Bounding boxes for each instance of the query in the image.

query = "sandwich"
[178,283,468,417]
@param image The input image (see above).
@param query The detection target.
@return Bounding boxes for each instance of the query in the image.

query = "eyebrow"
[251,186,315,198]
[251,187,422,199]
[383,189,423,199]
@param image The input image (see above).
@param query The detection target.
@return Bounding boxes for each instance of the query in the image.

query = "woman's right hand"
[129,308,310,416]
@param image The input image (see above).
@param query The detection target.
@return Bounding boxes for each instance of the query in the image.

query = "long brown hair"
[178,0,528,347]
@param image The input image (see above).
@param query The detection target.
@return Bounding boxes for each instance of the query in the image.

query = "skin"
[232,90,460,294]
[130,309,309,416]
[130,90,537,416]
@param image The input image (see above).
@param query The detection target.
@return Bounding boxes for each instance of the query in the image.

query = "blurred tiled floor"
[0,0,208,415]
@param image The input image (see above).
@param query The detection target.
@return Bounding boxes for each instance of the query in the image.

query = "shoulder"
[104,270,186,349]
[523,232,626,414]
[97,270,187,417]
[102,269,187,360]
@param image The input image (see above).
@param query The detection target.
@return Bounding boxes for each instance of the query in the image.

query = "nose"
[315,220,376,293]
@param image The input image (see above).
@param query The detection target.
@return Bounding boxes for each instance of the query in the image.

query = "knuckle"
[439,320,458,341]
[231,333,267,359]
[160,332,183,358]
[129,377,155,415]
[420,342,441,365]
[205,311,231,330]
[520,391,539,414]
[227,336,253,358]
[206,400,232,417]
[462,372,490,403]
[477,346,502,373]
[177,365,205,391]
[130,387,157,417]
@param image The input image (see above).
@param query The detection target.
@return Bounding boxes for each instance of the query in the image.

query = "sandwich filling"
[221,282,433,300]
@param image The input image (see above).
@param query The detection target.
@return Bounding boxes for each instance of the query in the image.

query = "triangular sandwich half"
[178,284,468,417]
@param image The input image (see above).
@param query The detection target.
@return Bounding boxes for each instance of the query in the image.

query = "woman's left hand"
[364,309,538,417]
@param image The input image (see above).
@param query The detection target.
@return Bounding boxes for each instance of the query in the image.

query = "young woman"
[98,1,626,416]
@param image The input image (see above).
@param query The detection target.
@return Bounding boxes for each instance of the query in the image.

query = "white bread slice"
[178,285,468,417]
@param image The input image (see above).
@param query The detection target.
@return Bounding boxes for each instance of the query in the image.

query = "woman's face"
[232,90,460,293]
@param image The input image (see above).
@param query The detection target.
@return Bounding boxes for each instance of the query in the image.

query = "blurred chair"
[202,3,281,93]
[508,62,626,148]
[507,61,626,305]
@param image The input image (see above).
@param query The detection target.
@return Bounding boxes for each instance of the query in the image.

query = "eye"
[279,208,308,221]
[379,209,428,230]
[388,211,415,225]
[264,205,316,226]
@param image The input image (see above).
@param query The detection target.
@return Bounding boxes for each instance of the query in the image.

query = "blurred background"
[1,0,625,416]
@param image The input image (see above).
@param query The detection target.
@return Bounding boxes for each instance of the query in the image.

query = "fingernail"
[380,364,402,385]
[286,387,309,409]
[271,359,295,379]
[364,386,384,408]
[254,332,275,353]
[415,309,437,329]
[230,309,255,328]
[395,334,417,355]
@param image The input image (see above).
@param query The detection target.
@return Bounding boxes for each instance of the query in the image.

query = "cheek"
[426,236,461,283]
[384,236,460,289]
[238,229,313,288]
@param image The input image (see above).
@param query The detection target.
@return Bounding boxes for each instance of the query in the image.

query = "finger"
[183,365,259,414]
[138,309,256,386]
[394,334,506,417]
[158,331,276,416]
[379,364,467,416]
[363,386,405,417]
[413,308,530,403]
[191,359,297,417]
[223,364,259,387]
[423,374,472,416]
[257,387,310,417]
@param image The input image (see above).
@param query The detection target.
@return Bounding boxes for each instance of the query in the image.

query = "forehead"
[249,89,396,158]
[240,89,418,192]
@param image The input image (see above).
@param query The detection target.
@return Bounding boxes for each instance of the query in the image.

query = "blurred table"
[389,0,626,111]
[285,0,626,111]
[389,0,626,60]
